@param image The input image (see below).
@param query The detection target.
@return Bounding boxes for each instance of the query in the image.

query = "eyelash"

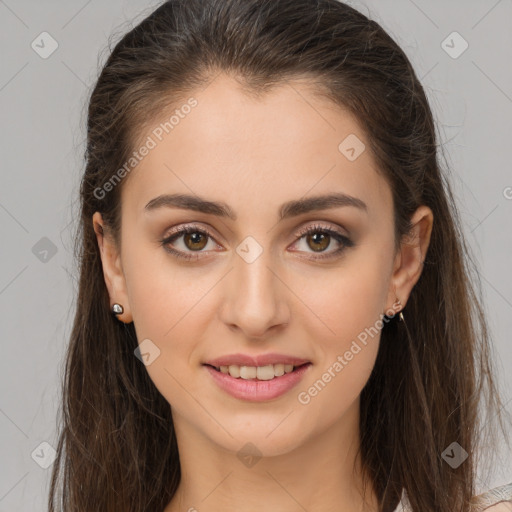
[160,223,354,262]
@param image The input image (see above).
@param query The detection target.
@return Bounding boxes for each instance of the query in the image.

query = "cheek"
[294,245,391,410]
[301,245,391,346]
[122,246,217,402]
[124,240,209,336]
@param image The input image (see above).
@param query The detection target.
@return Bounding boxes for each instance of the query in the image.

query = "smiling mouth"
[204,362,311,381]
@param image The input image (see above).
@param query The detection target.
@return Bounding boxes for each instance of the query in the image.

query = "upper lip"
[204,353,311,368]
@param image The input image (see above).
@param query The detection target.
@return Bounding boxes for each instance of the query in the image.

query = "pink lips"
[203,361,312,402]
[204,352,310,368]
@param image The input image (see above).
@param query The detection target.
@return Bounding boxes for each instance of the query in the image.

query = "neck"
[164,400,379,512]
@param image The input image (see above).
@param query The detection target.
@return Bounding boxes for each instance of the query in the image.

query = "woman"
[48,1,511,510]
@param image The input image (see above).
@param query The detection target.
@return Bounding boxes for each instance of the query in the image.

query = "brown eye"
[183,231,208,251]
[291,223,355,261]
[161,224,219,261]
[305,232,330,252]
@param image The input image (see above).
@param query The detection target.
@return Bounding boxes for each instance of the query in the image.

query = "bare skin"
[93,73,433,512]
[486,504,512,511]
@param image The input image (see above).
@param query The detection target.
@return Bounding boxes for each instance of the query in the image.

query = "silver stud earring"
[111,303,124,315]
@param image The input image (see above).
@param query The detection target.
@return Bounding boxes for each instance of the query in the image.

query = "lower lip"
[204,363,312,402]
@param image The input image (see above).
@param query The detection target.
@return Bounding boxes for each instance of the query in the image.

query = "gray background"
[1,0,511,510]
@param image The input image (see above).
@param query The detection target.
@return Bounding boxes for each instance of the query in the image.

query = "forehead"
[122,74,392,222]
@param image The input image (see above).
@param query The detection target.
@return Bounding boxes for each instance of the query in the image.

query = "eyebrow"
[144,192,368,220]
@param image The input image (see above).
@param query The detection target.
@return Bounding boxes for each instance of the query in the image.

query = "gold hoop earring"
[396,298,405,322]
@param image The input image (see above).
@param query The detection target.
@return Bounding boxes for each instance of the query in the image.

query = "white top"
[392,482,512,511]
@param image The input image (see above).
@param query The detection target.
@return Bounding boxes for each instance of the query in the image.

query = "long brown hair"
[49,1,510,510]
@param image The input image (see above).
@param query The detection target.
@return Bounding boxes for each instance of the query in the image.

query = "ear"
[92,212,133,323]
[385,205,434,314]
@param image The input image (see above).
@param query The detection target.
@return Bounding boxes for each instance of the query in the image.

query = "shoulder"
[394,483,512,512]
[482,503,512,512]
[472,482,512,512]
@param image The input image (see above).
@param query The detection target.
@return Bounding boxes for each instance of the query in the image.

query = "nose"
[219,252,290,339]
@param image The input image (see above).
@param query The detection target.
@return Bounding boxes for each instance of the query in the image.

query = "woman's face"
[94,74,429,457]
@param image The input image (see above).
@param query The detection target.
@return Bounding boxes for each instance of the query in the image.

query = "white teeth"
[274,364,285,377]
[216,363,299,380]
[256,365,275,381]
[240,366,257,379]
[227,365,239,378]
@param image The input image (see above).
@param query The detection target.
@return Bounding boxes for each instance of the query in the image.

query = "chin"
[202,418,310,458]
